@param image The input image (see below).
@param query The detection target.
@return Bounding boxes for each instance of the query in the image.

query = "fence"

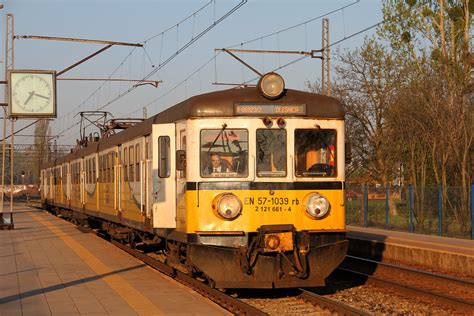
[345,184,474,240]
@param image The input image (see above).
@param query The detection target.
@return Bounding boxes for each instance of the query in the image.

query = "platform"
[0,204,229,316]
[347,225,474,278]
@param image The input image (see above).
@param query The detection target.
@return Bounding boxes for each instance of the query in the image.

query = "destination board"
[234,103,306,116]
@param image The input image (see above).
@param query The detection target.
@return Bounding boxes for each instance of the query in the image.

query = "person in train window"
[205,153,231,174]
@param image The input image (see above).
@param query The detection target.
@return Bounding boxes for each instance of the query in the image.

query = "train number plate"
[243,196,300,212]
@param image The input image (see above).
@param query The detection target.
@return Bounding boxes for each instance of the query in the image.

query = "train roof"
[44,87,343,168]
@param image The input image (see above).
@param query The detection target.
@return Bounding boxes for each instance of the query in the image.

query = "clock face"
[9,71,57,118]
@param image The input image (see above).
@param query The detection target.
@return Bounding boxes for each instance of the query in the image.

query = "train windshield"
[200,129,248,177]
[295,129,336,177]
[256,129,287,177]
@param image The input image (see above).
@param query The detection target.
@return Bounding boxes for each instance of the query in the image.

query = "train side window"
[93,157,96,183]
[110,151,117,182]
[88,159,91,183]
[124,147,128,181]
[158,136,170,178]
[135,144,140,182]
[295,129,337,177]
[129,146,134,182]
[106,154,110,183]
[103,155,107,183]
[110,153,114,183]
[105,155,108,182]
[98,156,101,183]
[104,155,107,183]
[256,129,287,177]
[85,160,88,184]
[89,159,92,183]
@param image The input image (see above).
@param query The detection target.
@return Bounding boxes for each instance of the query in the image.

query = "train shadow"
[309,230,388,294]
[227,288,302,299]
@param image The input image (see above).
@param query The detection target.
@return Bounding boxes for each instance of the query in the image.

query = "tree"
[33,119,50,185]
[380,0,472,234]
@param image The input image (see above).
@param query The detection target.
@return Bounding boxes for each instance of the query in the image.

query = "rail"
[338,255,474,313]
[298,289,372,316]
[75,226,268,316]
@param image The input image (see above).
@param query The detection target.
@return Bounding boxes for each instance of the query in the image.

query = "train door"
[80,159,85,208]
[116,146,121,211]
[67,162,71,209]
[144,136,152,219]
[152,124,176,228]
[176,129,186,229]
[49,169,53,201]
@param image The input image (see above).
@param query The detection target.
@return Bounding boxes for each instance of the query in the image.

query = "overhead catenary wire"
[55,1,221,134]
[56,1,386,146]
[226,0,360,48]
[60,17,385,145]
[58,0,351,141]
[57,1,247,144]
[125,1,363,120]
[94,0,247,113]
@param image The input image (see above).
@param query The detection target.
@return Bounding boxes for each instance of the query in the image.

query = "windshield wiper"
[207,123,227,153]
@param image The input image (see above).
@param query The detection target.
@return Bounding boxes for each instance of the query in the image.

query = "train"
[41,72,348,288]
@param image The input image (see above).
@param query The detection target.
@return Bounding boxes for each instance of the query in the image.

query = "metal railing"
[345,184,474,240]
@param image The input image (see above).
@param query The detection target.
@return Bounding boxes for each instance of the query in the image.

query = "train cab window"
[158,136,170,178]
[256,129,287,177]
[295,129,337,177]
[135,144,140,182]
[200,129,248,178]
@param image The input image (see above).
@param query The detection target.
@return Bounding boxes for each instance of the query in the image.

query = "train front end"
[177,74,348,288]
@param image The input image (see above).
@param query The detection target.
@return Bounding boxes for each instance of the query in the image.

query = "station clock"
[8,70,57,118]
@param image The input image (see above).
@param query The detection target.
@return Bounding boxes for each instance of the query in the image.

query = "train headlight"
[305,193,330,219]
[258,72,285,100]
[214,193,242,220]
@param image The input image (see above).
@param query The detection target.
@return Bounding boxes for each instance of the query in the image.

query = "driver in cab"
[205,153,230,174]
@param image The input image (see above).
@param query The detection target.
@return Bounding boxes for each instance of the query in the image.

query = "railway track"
[236,288,373,315]
[74,226,266,316]
[298,289,371,315]
[31,204,472,315]
[110,239,267,316]
[338,255,474,314]
[30,204,369,315]
[109,234,372,315]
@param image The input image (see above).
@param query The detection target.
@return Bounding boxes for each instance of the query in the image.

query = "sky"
[0,0,383,146]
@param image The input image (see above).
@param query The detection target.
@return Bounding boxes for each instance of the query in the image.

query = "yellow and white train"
[41,73,348,288]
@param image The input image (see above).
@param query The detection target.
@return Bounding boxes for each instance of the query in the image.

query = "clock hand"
[24,91,35,105]
[34,93,49,100]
